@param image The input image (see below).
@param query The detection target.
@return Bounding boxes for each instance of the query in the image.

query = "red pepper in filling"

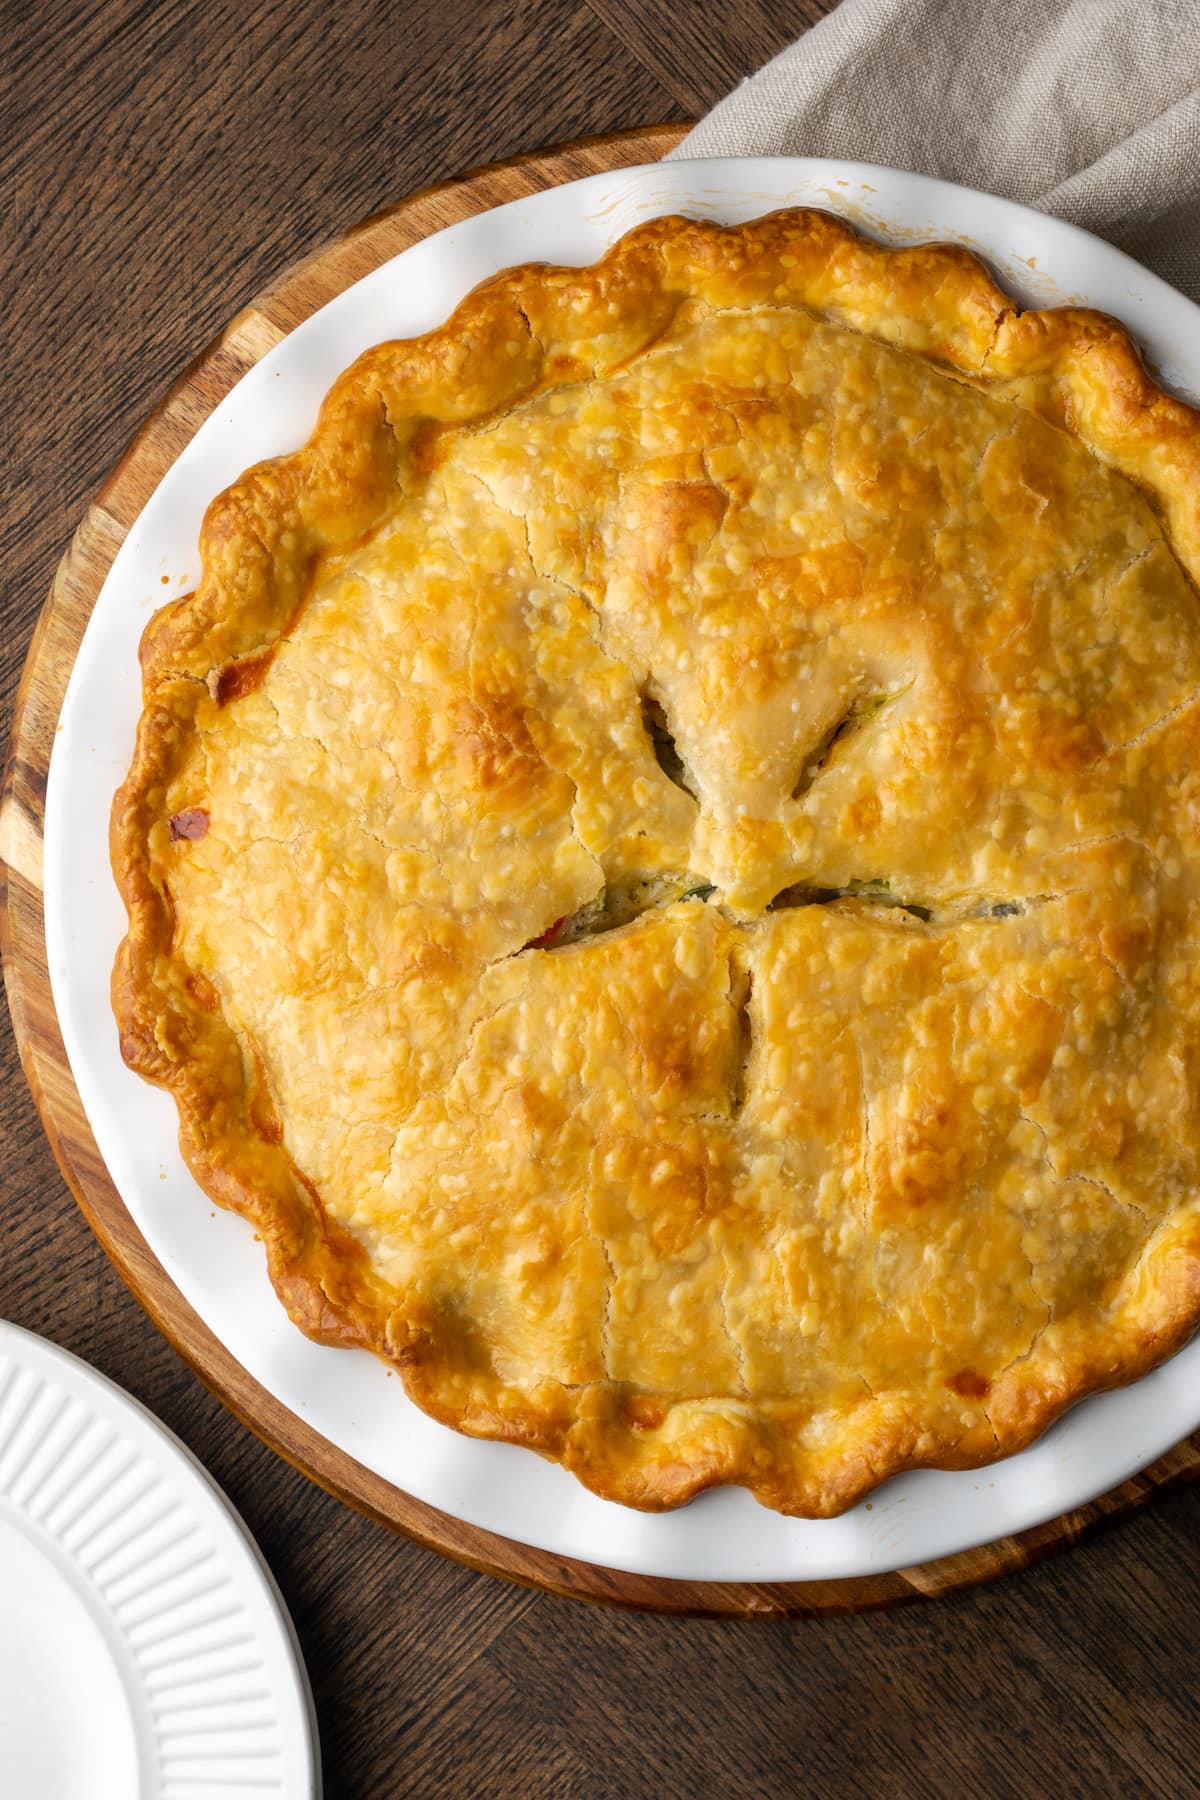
[168,807,210,842]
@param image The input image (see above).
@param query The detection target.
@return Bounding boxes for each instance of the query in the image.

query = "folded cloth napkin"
[668,0,1200,302]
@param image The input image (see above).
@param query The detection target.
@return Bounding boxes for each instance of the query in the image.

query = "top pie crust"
[111,209,1200,1516]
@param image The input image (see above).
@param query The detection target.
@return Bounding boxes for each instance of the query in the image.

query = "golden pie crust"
[111,210,1200,1516]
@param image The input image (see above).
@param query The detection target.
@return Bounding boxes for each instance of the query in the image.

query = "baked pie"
[111,209,1200,1516]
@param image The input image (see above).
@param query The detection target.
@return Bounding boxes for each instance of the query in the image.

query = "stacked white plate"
[0,1321,319,1798]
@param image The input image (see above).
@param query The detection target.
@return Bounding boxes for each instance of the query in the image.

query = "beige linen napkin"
[669,0,1200,302]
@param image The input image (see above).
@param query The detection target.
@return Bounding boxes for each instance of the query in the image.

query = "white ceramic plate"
[0,1321,319,1797]
[42,157,1200,1585]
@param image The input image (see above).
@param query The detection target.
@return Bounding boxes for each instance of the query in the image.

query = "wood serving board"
[4,125,1199,1617]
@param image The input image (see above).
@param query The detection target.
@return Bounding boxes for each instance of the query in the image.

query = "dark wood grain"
[4,4,1200,1795]
[587,0,832,115]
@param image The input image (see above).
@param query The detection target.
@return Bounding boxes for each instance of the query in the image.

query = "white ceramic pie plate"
[0,1320,319,1797]
[43,158,1200,1584]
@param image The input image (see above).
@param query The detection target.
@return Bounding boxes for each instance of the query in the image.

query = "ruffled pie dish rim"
[110,207,1200,1518]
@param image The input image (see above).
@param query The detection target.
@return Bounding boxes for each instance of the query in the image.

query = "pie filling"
[112,211,1200,1514]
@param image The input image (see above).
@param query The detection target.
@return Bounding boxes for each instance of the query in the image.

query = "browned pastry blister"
[111,209,1200,1515]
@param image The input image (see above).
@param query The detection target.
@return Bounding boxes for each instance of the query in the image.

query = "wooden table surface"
[4,3,1200,1793]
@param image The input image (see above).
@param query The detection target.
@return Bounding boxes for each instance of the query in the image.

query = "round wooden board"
[4,125,1200,1616]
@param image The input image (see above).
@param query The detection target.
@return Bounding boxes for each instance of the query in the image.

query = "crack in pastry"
[111,208,1200,1518]
[768,880,933,922]
[640,690,698,800]
[790,690,903,801]
[519,874,713,952]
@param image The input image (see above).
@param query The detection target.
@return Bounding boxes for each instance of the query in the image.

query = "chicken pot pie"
[112,209,1200,1517]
